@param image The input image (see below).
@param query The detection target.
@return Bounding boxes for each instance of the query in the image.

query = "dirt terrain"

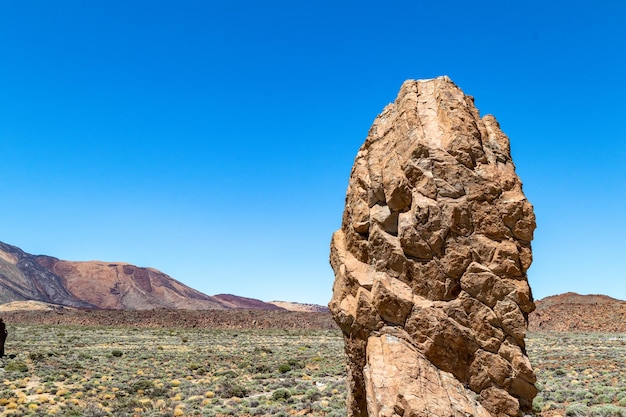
[0,293,624,416]
[0,292,623,334]
[0,307,336,330]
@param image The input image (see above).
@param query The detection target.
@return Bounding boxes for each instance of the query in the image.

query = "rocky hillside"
[213,294,284,310]
[0,241,278,311]
[529,292,626,332]
[0,242,93,308]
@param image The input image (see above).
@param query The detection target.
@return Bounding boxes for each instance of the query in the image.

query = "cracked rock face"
[329,77,536,417]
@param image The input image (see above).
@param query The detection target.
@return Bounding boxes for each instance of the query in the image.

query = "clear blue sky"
[1,1,624,305]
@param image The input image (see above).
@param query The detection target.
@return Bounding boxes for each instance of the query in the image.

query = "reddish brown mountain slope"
[0,241,93,308]
[529,292,626,332]
[35,255,228,310]
[0,240,281,311]
[213,294,285,310]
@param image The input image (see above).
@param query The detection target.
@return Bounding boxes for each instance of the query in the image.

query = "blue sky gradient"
[1,1,624,304]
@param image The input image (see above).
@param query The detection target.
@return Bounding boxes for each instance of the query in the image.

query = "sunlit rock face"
[329,76,537,417]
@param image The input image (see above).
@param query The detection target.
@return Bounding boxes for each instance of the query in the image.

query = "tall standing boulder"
[329,76,536,417]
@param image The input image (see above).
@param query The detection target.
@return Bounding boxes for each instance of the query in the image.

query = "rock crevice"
[330,76,536,417]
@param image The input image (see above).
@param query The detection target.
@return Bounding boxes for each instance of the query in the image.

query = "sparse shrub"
[590,405,625,417]
[130,379,153,392]
[277,378,294,388]
[215,370,238,378]
[217,380,248,398]
[250,364,272,373]
[593,393,613,405]
[149,386,170,398]
[532,396,545,413]
[566,403,590,416]
[544,401,559,411]
[287,358,305,369]
[253,346,273,354]
[5,360,28,372]
[326,412,348,417]
[272,388,292,401]
[81,403,108,416]
[28,351,46,362]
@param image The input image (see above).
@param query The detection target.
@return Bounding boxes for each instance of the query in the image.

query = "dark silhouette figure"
[0,318,7,357]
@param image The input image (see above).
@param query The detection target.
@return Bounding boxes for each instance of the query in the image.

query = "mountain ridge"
[529,292,626,332]
[0,240,280,311]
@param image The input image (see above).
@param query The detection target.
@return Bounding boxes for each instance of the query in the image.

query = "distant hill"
[529,292,626,332]
[0,241,280,311]
[213,294,284,310]
[269,301,330,313]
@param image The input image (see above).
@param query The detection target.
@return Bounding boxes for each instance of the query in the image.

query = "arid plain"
[0,293,624,417]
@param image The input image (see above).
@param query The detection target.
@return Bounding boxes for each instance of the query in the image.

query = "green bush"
[111,349,123,357]
[593,394,613,405]
[287,358,305,369]
[272,388,291,401]
[590,405,625,417]
[130,379,153,392]
[218,380,248,398]
[566,403,590,417]
[532,396,545,413]
[215,370,238,378]
[5,360,28,372]
[278,364,291,373]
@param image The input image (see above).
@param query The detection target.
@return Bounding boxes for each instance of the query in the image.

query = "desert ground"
[0,311,623,417]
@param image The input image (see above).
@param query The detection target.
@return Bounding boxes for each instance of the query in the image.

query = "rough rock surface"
[329,76,536,417]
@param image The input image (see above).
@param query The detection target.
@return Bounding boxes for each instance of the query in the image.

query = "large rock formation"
[329,76,536,417]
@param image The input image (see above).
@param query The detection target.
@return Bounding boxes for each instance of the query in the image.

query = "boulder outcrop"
[329,76,536,417]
